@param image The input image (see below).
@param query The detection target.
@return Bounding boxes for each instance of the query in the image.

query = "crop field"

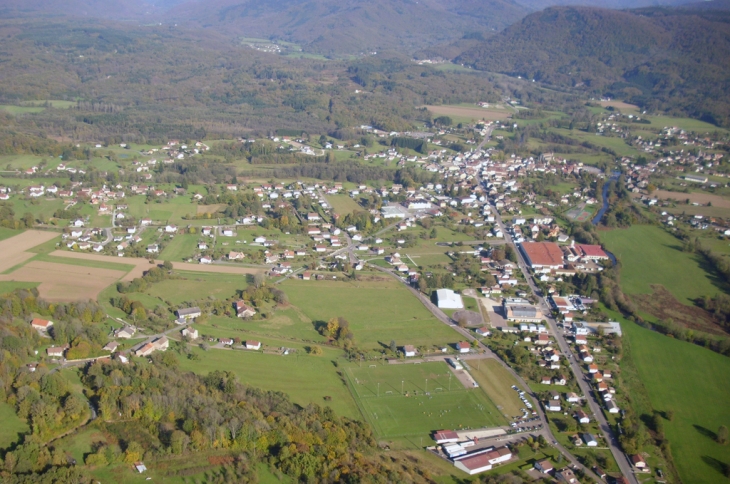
[280,278,458,349]
[0,230,63,273]
[651,190,730,208]
[601,225,725,305]
[179,346,360,419]
[0,260,126,301]
[425,104,512,122]
[0,402,28,450]
[623,319,730,484]
[599,100,640,112]
[325,194,362,215]
[196,203,226,215]
[468,358,527,418]
[345,362,505,439]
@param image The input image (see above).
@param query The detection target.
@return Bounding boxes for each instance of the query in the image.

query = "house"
[220,338,234,346]
[176,307,202,319]
[582,433,598,447]
[228,251,245,260]
[234,301,256,318]
[535,334,550,345]
[436,289,464,309]
[147,244,159,253]
[475,327,491,337]
[545,401,561,412]
[115,326,136,339]
[432,430,459,444]
[103,341,120,352]
[301,271,312,280]
[135,462,147,473]
[541,376,552,385]
[605,400,620,414]
[534,459,554,474]
[403,345,417,357]
[554,375,567,385]
[457,342,471,353]
[630,454,647,469]
[47,346,67,358]
[566,392,581,403]
[135,336,169,357]
[245,340,262,350]
[165,225,178,233]
[555,467,577,483]
[200,256,213,264]
[181,327,199,340]
[31,318,53,332]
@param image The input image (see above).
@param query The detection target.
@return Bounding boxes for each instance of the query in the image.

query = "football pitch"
[345,362,506,439]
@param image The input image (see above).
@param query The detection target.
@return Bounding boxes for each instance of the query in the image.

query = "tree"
[253,272,266,288]
[389,340,397,353]
[309,346,323,356]
[718,425,728,444]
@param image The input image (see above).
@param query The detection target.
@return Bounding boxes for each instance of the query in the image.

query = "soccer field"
[345,362,506,439]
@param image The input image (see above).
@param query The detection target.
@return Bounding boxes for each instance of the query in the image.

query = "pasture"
[159,234,200,261]
[601,225,725,304]
[622,319,730,484]
[179,346,360,419]
[148,272,246,305]
[325,194,362,215]
[425,104,512,123]
[468,358,527,418]
[345,362,505,439]
[280,278,458,349]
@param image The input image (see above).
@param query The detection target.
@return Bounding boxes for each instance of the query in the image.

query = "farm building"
[176,307,202,319]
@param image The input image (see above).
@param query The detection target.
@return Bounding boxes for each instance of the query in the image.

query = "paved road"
[490,194,637,484]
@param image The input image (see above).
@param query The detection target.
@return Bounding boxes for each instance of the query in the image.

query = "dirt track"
[0,230,59,272]
[0,260,126,301]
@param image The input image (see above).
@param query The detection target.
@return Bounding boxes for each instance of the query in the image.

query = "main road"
[490,191,638,484]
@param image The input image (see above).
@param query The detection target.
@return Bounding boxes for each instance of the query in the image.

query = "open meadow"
[622,319,730,484]
[468,358,528,418]
[345,362,505,440]
[0,402,29,450]
[425,104,512,123]
[280,278,458,349]
[325,194,362,215]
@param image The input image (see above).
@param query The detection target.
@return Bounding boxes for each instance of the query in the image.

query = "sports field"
[345,362,505,439]
[623,318,730,484]
[280,278,457,348]
[601,225,725,304]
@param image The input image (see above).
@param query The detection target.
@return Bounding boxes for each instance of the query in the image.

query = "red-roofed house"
[577,244,609,260]
[31,318,54,332]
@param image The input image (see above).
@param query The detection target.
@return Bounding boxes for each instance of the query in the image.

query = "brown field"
[633,285,728,336]
[652,190,730,208]
[0,261,126,301]
[196,204,227,215]
[49,250,264,280]
[425,105,511,121]
[0,230,60,273]
[599,100,640,111]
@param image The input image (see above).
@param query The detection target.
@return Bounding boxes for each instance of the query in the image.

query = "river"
[592,171,621,265]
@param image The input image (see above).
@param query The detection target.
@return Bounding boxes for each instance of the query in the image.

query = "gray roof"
[512,306,538,318]
[177,307,201,316]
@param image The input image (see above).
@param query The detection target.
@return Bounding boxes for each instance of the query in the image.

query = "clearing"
[599,100,640,111]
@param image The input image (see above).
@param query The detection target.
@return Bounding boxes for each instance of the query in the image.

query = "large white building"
[436,289,464,309]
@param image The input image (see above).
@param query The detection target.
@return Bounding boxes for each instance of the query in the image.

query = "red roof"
[457,342,471,349]
[456,452,493,471]
[577,244,609,258]
[433,430,459,442]
[31,318,52,328]
[521,242,564,267]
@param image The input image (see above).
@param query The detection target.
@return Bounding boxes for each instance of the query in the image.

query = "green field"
[601,225,725,304]
[469,358,527,418]
[345,362,505,439]
[623,319,730,483]
[280,278,458,349]
[0,227,21,241]
[148,272,247,305]
[179,346,360,419]
[126,195,197,223]
[0,402,28,450]
[325,194,362,215]
[159,234,200,261]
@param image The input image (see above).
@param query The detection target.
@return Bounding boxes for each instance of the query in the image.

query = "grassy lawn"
[148,272,247,305]
[601,225,726,304]
[0,227,22,241]
[325,194,362,215]
[159,233,200,261]
[0,402,28,450]
[622,318,730,484]
[126,195,197,224]
[469,358,527,418]
[280,278,458,350]
[179,346,360,419]
[345,362,506,439]
[0,281,39,294]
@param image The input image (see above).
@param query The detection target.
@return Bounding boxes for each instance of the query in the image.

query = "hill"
[167,0,528,55]
[453,6,730,126]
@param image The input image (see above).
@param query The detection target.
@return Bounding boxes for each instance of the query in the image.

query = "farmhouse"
[115,326,136,339]
[245,340,262,350]
[46,346,67,358]
[31,318,53,332]
[436,289,464,309]
[520,242,564,271]
[176,307,202,319]
[181,327,199,339]
[234,301,256,318]
[135,336,169,357]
